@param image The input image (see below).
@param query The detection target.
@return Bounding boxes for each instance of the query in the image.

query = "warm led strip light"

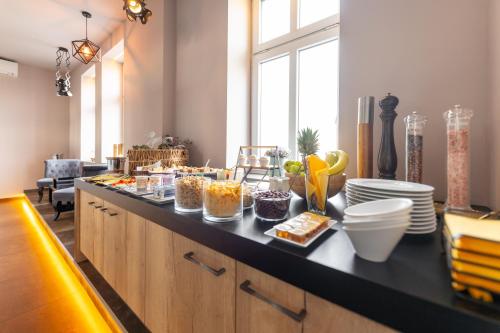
[18,198,115,332]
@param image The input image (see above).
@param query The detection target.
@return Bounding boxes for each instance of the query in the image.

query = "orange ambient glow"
[18,198,116,332]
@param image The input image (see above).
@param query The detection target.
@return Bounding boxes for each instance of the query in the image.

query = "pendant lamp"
[55,47,72,97]
[72,11,101,64]
[123,0,152,24]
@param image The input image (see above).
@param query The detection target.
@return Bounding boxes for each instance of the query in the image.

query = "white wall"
[0,64,69,197]
[339,0,491,205]
[176,0,251,167]
[123,0,165,151]
[489,0,500,210]
[175,0,229,167]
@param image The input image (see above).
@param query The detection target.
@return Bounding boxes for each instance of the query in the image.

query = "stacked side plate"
[346,179,436,234]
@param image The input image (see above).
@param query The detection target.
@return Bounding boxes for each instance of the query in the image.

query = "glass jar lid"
[443,105,474,120]
[403,111,427,125]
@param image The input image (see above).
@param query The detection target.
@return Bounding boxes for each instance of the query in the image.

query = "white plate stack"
[346,179,436,235]
[343,199,412,262]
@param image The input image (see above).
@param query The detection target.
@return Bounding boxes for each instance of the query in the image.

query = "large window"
[252,0,339,158]
[81,65,96,162]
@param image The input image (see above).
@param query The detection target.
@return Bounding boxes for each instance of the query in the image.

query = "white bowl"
[343,223,410,262]
[344,198,413,218]
[342,216,410,229]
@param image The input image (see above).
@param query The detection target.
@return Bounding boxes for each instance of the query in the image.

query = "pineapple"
[297,128,319,158]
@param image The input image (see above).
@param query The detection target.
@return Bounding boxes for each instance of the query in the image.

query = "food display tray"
[264,220,337,248]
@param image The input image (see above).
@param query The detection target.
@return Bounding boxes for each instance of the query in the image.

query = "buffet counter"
[74,179,500,333]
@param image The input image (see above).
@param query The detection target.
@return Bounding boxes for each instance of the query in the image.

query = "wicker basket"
[127,148,189,174]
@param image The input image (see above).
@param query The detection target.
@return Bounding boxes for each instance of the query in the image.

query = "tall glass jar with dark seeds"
[403,111,427,183]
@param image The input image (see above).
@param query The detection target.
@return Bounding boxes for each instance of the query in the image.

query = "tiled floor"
[0,197,113,333]
[26,189,149,333]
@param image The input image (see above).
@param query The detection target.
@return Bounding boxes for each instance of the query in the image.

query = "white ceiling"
[0,0,125,70]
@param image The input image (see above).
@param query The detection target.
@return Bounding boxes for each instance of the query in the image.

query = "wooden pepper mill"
[377,93,399,179]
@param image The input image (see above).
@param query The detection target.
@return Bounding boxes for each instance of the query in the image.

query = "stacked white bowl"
[346,179,436,234]
[343,198,413,262]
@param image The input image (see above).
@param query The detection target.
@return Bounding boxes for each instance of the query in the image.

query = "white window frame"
[251,0,340,159]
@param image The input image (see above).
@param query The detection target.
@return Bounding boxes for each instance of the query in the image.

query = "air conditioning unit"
[0,59,18,78]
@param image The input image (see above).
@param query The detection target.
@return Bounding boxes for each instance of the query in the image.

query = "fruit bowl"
[286,172,346,199]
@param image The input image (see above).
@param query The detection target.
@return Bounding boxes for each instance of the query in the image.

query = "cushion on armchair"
[45,159,84,179]
[52,187,75,208]
[36,178,53,188]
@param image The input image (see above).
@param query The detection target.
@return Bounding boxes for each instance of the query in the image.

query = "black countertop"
[75,179,500,332]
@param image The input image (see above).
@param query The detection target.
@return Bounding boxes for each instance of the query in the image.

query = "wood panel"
[79,191,94,261]
[102,201,127,298]
[125,212,146,320]
[304,292,396,333]
[236,262,304,333]
[171,233,236,333]
[92,196,105,274]
[145,222,174,333]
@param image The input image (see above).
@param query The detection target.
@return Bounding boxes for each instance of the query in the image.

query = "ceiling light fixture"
[72,11,101,64]
[55,47,72,97]
[123,0,152,24]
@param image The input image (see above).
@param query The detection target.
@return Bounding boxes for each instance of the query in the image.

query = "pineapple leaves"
[297,127,320,157]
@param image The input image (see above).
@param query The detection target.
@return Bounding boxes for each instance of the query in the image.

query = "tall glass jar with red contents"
[443,105,473,211]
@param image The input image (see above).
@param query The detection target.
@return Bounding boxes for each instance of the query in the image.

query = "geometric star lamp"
[72,11,101,64]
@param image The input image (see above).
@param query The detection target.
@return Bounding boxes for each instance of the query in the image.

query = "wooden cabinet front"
[145,221,175,333]
[125,212,146,321]
[102,201,127,299]
[171,234,236,333]
[304,292,395,333]
[79,191,94,261]
[236,263,305,333]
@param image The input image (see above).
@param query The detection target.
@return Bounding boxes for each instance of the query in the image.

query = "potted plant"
[265,147,289,170]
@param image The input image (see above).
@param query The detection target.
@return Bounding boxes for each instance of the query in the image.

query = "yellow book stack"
[444,213,500,303]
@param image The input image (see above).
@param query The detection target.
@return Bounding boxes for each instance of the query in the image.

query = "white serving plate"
[405,225,437,234]
[121,186,153,196]
[346,185,433,199]
[344,199,413,218]
[346,196,433,209]
[411,215,437,222]
[407,223,437,230]
[142,194,175,204]
[264,220,337,248]
[346,187,433,202]
[347,179,434,193]
[346,188,433,200]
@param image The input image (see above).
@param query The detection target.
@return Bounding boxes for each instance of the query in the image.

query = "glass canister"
[203,180,243,222]
[443,105,474,211]
[404,111,427,183]
[174,176,206,212]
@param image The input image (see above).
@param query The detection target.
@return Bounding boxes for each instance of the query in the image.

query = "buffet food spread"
[82,98,499,313]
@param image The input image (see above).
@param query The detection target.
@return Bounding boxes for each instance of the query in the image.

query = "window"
[101,41,124,162]
[81,65,96,162]
[252,0,339,158]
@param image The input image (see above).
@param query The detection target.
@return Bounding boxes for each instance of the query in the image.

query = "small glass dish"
[203,180,242,222]
[175,176,206,213]
[254,191,292,222]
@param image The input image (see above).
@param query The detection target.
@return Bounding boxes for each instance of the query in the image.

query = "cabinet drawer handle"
[94,205,103,209]
[183,251,226,277]
[239,280,306,322]
[87,201,95,206]
[108,212,118,216]
[100,208,108,211]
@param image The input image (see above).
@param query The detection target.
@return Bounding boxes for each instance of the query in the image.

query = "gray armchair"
[36,159,83,202]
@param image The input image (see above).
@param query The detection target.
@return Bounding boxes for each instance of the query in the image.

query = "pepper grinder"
[377,93,399,179]
[357,96,374,178]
